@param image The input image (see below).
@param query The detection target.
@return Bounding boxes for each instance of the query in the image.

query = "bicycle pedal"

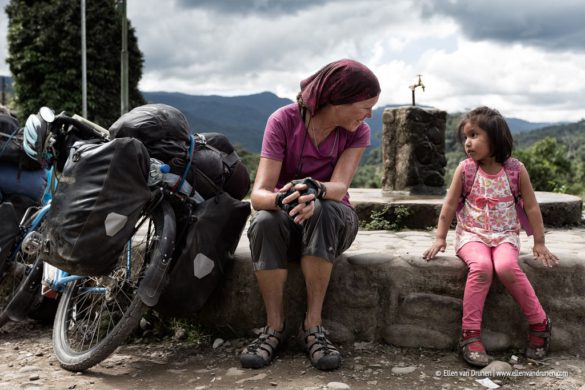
[22,231,43,256]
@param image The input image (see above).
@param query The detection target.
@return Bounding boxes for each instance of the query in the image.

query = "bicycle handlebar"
[52,113,109,141]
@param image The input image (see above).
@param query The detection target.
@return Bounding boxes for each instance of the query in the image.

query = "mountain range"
[0,75,557,154]
[143,91,553,154]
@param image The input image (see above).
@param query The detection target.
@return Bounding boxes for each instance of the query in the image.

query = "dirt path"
[1,320,584,390]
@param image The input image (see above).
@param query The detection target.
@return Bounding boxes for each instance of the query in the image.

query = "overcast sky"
[1,0,585,123]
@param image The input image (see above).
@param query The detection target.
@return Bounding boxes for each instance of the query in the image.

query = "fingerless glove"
[274,177,325,213]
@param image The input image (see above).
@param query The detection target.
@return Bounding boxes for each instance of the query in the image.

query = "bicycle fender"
[137,201,176,307]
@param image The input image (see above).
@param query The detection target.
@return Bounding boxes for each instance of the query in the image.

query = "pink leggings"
[457,241,546,330]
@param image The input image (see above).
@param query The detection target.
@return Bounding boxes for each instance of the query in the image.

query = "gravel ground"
[1,320,584,390]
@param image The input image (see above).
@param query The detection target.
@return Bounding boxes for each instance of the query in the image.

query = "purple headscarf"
[298,59,381,116]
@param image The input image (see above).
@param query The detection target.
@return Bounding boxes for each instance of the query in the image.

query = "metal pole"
[120,0,129,115]
[81,0,87,117]
[1,76,5,106]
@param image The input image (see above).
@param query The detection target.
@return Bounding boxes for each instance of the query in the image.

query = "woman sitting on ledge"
[240,59,380,371]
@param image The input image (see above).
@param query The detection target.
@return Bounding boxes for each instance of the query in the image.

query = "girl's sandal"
[240,325,285,369]
[300,325,341,370]
[526,317,552,360]
[459,337,490,367]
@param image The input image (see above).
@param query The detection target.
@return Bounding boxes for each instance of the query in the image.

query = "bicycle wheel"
[52,200,175,371]
[0,228,45,328]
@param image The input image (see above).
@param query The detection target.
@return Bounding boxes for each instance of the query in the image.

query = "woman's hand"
[279,181,316,224]
[422,238,447,261]
[533,243,559,268]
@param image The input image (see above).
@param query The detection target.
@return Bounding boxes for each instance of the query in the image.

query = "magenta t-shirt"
[261,103,370,207]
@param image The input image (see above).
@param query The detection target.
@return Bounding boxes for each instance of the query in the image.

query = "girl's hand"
[422,238,447,261]
[533,243,559,268]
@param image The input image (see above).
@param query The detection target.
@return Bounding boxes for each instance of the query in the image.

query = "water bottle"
[162,172,193,196]
[148,158,171,187]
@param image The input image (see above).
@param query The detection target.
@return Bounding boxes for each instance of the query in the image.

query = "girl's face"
[333,95,379,132]
[462,122,492,162]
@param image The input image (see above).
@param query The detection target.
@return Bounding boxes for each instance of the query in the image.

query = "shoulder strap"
[503,158,534,236]
[503,158,521,199]
[457,158,478,213]
[461,157,478,197]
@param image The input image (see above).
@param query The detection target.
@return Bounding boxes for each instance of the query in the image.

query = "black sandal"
[459,337,490,367]
[300,325,341,370]
[526,317,552,360]
[240,325,285,369]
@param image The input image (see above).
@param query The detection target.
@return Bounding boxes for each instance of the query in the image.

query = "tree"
[514,137,573,193]
[6,0,146,126]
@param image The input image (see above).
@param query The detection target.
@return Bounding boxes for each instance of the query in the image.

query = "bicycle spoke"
[52,202,173,371]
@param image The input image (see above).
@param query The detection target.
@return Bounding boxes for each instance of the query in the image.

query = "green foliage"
[235,144,260,184]
[360,205,410,231]
[351,164,382,188]
[168,319,209,344]
[514,137,581,194]
[6,0,146,126]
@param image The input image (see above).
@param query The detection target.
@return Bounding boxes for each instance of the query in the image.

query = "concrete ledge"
[196,228,585,355]
[350,189,583,229]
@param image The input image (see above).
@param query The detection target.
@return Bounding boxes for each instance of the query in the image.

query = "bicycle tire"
[52,200,175,372]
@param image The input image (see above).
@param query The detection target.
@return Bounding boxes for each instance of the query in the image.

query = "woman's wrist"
[319,181,327,199]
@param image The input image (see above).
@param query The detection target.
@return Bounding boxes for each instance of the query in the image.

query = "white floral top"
[455,166,521,253]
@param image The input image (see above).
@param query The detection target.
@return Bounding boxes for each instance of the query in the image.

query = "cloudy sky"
[1,0,585,123]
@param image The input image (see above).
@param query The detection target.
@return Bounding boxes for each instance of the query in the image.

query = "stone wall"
[382,107,447,195]
[194,229,585,355]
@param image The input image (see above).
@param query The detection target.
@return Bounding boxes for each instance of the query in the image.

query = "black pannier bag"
[108,103,190,175]
[190,133,251,200]
[108,104,250,200]
[0,202,19,267]
[0,113,42,170]
[1,193,39,222]
[155,192,251,317]
[41,138,151,276]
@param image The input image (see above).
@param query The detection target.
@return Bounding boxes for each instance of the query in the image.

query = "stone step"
[350,189,583,230]
[195,227,585,355]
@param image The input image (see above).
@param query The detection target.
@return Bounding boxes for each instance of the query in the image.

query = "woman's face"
[333,95,379,132]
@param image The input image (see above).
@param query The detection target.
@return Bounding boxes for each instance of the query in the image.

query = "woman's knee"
[248,210,287,239]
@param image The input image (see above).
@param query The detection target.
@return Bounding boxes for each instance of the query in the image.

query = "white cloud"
[1,0,585,122]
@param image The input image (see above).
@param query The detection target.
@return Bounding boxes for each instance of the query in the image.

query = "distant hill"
[365,107,554,155]
[1,75,14,96]
[0,85,544,153]
[506,117,556,133]
[143,91,292,152]
[0,75,14,100]
[514,120,585,152]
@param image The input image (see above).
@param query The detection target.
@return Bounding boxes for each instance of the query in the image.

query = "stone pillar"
[382,106,447,195]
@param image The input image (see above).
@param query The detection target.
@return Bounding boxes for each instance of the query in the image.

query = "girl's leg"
[492,243,546,324]
[457,241,494,366]
[492,243,550,357]
[458,242,494,330]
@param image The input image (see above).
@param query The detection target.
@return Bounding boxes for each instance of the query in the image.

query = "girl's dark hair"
[457,106,513,163]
